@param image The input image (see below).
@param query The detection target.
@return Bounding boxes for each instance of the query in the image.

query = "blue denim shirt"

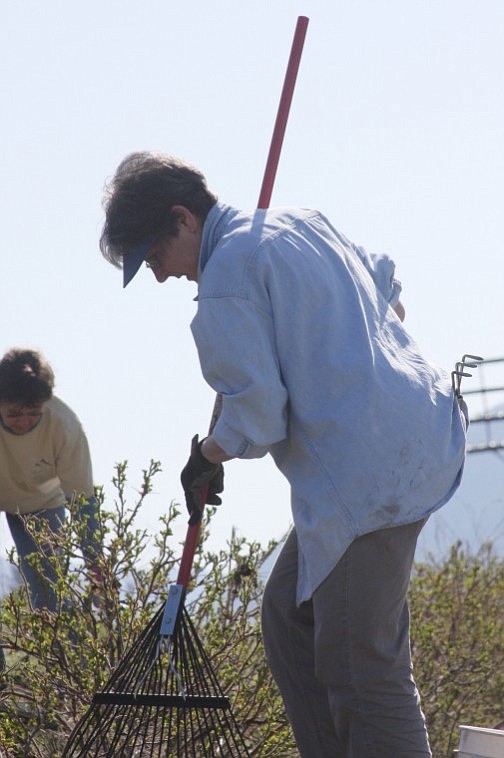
[192,203,466,603]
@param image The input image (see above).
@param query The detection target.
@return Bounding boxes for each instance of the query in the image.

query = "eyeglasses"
[145,251,161,271]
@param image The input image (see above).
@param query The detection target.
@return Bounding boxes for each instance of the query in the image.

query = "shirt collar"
[198,202,237,279]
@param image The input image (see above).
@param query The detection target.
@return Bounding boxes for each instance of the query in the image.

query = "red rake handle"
[177,16,309,590]
[257,15,309,209]
[177,394,222,588]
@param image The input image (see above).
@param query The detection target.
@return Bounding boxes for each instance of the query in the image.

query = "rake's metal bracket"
[160,583,185,638]
[131,584,187,699]
[451,354,483,399]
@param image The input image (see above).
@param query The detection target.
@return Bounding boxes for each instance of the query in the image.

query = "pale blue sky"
[1,1,503,561]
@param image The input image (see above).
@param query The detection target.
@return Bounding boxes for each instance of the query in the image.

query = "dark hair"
[100,151,218,268]
[0,348,54,405]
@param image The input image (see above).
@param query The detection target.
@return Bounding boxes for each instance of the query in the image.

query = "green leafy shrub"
[410,542,504,756]
[0,462,503,756]
[0,461,296,756]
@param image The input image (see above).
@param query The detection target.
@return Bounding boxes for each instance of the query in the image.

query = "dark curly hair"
[0,348,54,405]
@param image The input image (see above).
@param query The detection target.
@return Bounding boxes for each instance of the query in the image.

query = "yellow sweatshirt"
[0,396,94,514]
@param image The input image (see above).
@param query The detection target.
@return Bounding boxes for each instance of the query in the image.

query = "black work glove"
[180,434,224,526]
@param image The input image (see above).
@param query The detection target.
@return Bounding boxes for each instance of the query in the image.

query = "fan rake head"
[63,590,250,757]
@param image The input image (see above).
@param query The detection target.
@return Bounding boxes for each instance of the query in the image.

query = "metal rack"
[464,357,504,454]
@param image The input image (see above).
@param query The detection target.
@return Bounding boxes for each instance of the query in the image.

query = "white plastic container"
[457,724,504,758]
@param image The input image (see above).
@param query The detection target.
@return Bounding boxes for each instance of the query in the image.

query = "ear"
[171,205,199,233]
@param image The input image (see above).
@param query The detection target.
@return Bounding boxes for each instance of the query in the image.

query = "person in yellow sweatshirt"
[0,347,100,671]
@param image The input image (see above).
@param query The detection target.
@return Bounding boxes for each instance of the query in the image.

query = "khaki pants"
[261,521,431,757]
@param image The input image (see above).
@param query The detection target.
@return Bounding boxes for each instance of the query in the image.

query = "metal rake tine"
[165,636,187,698]
[453,354,483,397]
[451,368,462,396]
[460,355,480,371]
[133,634,167,698]
[452,365,472,397]
[456,361,473,380]
[462,353,483,364]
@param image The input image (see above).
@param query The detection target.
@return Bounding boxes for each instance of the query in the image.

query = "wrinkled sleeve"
[191,296,288,459]
[351,244,402,307]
